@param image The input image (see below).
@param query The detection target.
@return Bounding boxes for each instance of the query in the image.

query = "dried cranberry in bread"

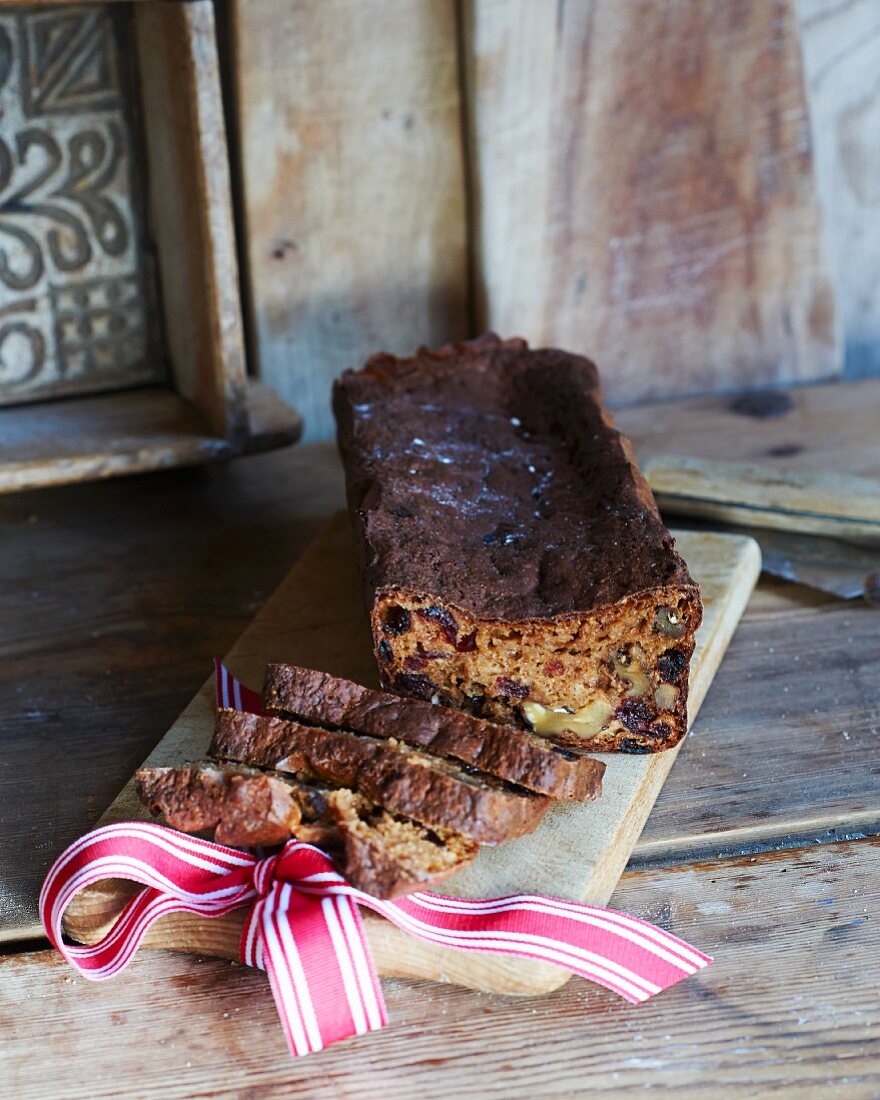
[262,663,604,800]
[333,335,702,753]
[136,762,478,899]
[210,709,550,844]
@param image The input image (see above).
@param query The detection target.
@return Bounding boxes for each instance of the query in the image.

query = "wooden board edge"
[62,885,569,996]
[655,495,880,543]
[632,807,880,866]
[645,455,880,524]
[243,380,303,453]
[680,532,762,718]
[0,391,231,494]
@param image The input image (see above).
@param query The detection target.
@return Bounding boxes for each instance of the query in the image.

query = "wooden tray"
[65,514,760,994]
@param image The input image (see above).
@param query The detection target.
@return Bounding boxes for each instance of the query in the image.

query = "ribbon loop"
[41,822,710,1059]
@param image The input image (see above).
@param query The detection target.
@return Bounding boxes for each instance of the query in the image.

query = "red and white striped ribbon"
[41,823,710,1057]
[215,659,263,714]
[39,665,711,1057]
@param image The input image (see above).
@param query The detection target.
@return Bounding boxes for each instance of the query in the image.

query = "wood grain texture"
[620,380,880,859]
[5,838,879,1099]
[463,0,840,403]
[228,0,469,441]
[797,0,880,380]
[0,381,300,494]
[643,455,880,540]
[616,376,880,479]
[62,516,760,993]
[636,573,880,863]
[135,0,248,441]
[0,441,347,941]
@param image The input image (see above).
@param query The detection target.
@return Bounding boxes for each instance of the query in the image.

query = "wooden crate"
[0,0,301,493]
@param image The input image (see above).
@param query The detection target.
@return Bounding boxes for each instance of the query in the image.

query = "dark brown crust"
[333,333,697,620]
[210,709,551,844]
[135,765,301,848]
[333,826,469,900]
[135,763,478,899]
[262,663,605,801]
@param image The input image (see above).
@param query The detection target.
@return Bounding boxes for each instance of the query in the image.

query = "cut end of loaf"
[372,583,702,753]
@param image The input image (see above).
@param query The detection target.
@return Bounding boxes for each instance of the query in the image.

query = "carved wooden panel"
[0,3,164,406]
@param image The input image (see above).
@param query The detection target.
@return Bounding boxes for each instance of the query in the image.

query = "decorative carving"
[52,273,144,378]
[0,298,46,387]
[0,5,161,405]
[19,4,122,118]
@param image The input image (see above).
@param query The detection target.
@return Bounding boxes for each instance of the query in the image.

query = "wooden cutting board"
[64,513,760,994]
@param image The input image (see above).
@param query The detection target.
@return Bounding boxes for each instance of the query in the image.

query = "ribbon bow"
[41,821,710,1057]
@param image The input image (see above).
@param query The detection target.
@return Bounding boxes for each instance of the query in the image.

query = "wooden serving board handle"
[644,455,880,542]
[64,880,564,994]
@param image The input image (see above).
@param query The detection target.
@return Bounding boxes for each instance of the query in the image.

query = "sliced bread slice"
[262,663,605,801]
[136,762,478,899]
[211,708,551,844]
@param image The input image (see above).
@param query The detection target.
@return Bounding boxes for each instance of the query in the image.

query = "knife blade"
[644,455,880,603]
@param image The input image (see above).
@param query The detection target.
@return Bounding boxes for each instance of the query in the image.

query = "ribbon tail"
[364,893,711,1006]
[253,883,388,1057]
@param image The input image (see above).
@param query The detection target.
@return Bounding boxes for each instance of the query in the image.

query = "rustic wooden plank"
[227,0,469,441]
[643,455,880,541]
[622,384,880,860]
[616,376,880,479]
[4,837,878,1098]
[135,0,249,441]
[0,381,300,494]
[463,0,840,404]
[244,380,304,455]
[62,516,759,993]
[797,0,880,380]
[637,573,880,863]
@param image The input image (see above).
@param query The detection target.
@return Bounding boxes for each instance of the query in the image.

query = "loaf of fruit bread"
[261,663,605,800]
[333,334,703,754]
[210,708,551,844]
[136,762,477,899]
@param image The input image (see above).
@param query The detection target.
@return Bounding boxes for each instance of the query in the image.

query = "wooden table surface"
[2,379,879,1097]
